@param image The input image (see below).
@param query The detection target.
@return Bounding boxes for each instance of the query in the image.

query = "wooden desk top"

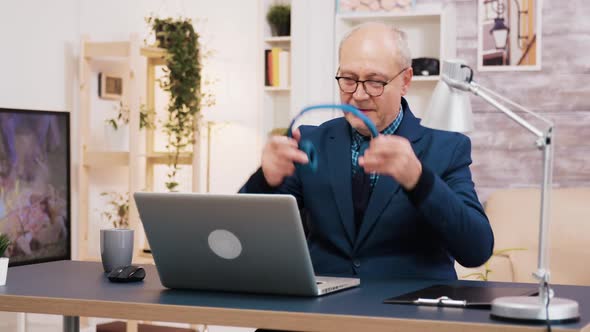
[0,261,588,332]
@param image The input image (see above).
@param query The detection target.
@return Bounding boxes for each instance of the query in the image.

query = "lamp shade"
[422,78,474,133]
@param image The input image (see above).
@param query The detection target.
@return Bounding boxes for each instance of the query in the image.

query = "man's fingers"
[292,127,302,142]
[285,148,309,164]
[275,144,309,164]
[360,153,384,173]
[270,135,299,150]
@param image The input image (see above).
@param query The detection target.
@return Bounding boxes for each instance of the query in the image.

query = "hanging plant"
[146,16,202,192]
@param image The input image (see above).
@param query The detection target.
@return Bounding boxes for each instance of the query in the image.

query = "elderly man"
[240,22,493,281]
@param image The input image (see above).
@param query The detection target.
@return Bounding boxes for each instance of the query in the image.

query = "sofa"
[456,187,590,286]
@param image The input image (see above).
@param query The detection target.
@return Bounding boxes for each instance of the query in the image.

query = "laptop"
[134,192,360,296]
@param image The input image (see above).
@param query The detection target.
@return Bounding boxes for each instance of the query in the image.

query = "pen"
[414,296,467,307]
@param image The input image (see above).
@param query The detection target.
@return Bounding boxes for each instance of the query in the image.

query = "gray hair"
[338,22,412,70]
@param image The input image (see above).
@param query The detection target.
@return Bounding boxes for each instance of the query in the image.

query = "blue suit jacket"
[241,100,494,280]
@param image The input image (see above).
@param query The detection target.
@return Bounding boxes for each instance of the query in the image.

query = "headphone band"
[287,104,379,138]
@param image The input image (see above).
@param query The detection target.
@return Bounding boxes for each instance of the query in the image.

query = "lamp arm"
[468,80,555,301]
[468,82,545,138]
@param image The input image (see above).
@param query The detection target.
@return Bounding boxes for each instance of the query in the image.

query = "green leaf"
[0,233,11,257]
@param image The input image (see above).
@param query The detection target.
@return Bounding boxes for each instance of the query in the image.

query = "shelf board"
[83,151,129,167]
[336,4,442,22]
[264,86,291,92]
[412,75,439,82]
[83,151,194,167]
[140,46,168,65]
[264,36,291,44]
[146,152,193,165]
[84,41,130,58]
[140,46,167,58]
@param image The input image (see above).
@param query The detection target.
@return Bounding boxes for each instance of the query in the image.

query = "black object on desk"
[107,265,146,283]
[384,284,538,309]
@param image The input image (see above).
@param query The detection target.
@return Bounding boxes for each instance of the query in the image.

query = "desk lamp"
[422,59,579,322]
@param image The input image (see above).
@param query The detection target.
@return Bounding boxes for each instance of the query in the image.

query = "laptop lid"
[135,192,334,296]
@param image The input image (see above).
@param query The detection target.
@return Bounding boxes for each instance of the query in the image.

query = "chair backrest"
[482,187,590,285]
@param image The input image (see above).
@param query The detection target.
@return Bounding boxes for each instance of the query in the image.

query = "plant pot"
[270,23,290,37]
[0,257,8,286]
[100,229,134,273]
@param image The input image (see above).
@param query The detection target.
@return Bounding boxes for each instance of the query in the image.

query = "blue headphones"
[287,104,379,172]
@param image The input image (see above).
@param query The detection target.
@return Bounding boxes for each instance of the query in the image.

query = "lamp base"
[491,296,579,322]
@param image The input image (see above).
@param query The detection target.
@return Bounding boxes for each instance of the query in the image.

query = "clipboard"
[384,284,538,309]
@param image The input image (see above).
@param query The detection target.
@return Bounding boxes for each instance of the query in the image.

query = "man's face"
[338,28,412,136]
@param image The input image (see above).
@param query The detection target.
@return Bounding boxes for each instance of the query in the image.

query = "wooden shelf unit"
[78,40,201,263]
[78,35,142,262]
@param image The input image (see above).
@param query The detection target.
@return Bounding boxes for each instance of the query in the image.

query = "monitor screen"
[0,108,71,266]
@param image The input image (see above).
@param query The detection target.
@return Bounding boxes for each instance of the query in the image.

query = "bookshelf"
[334,3,457,117]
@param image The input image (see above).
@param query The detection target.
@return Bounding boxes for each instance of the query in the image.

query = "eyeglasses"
[335,67,408,97]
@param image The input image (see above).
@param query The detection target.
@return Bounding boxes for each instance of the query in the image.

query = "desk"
[0,261,588,332]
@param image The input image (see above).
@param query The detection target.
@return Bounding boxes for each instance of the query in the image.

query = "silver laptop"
[134,192,360,296]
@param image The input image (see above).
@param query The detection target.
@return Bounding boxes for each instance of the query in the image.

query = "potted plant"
[105,102,155,132]
[100,191,130,229]
[103,102,155,151]
[461,248,526,281]
[99,192,133,272]
[267,4,291,36]
[0,232,10,286]
[146,16,202,192]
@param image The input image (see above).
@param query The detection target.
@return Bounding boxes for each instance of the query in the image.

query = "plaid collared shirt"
[351,106,404,189]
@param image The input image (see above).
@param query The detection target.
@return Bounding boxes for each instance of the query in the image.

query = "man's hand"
[261,128,309,187]
[358,135,422,190]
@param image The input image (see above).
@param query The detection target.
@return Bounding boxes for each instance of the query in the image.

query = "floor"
[0,313,256,332]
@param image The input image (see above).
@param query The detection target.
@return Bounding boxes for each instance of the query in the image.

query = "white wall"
[0,0,80,112]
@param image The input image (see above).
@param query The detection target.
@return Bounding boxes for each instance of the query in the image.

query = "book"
[264,49,271,86]
[278,50,290,88]
[271,47,281,87]
[384,284,538,309]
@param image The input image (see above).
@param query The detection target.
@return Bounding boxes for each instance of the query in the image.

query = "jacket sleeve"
[238,166,304,208]
[409,135,494,267]
[239,127,316,208]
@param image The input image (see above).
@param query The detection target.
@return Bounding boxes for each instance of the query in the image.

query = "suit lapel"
[327,119,356,245]
[354,98,427,249]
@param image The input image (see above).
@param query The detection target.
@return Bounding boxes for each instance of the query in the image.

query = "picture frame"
[336,0,416,13]
[98,72,124,100]
[0,108,71,267]
[477,0,542,71]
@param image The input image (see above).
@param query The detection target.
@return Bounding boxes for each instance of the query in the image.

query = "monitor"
[0,108,71,266]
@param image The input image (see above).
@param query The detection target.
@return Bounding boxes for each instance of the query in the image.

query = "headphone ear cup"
[298,140,318,172]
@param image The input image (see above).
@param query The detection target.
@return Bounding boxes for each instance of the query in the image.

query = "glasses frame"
[335,67,408,97]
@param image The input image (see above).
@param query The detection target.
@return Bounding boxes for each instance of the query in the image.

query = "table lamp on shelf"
[421,59,579,322]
